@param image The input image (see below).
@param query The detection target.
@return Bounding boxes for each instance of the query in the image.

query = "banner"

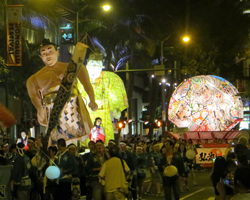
[196,147,227,164]
[6,5,22,66]
[0,166,12,199]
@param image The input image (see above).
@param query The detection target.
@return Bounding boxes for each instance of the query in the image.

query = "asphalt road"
[142,169,215,200]
[80,169,215,200]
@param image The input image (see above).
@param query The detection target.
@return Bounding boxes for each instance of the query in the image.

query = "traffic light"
[157,120,162,127]
[117,121,125,129]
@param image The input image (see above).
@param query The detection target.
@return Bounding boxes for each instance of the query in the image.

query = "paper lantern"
[46,166,60,179]
[163,165,178,177]
[168,75,243,131]
[31,157,38,167]
[186,149,196,160]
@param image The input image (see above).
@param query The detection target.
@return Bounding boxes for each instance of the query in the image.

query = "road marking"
[180,188,205,200]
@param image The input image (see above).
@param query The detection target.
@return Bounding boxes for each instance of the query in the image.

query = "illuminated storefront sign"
[60,29,74,45]
[6,5,22,66]
[168,75,243,131]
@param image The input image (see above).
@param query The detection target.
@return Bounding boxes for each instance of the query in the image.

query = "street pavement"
[142,169,215,200]
[80,169,215,200]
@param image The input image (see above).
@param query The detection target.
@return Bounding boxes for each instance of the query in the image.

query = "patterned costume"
[41,80,92,145]
[78,71,128,145]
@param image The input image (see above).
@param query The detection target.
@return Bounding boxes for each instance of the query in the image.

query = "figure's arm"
[26,75,47,125]
[72,42,97,111]
[77,66,97,111]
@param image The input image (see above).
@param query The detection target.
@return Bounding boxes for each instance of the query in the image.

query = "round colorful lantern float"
[168,75,243,131]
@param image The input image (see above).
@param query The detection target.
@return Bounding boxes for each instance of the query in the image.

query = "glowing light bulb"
[103,5,111,11]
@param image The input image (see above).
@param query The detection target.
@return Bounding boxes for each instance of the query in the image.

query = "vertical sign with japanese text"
[6,5,22,66]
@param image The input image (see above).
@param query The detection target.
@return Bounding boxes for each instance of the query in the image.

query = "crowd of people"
[2,131,250,200]
[211,137,250,200]
[0,132,199,200]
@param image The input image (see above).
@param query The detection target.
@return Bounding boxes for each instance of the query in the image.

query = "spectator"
[8,143,18,164]
[238,137,248,147]
[119,141,137,199]
[10,143,32,200]
[162,140,185,200]
[25,137,40,200]
[54,138,78,200]
[99,146,130,200]
[86,140,109,200]
[186,139,197,186]
[2,143,9,157]
[234,144,250,161]
[217,166,250,200]
[81,141,95,198]
[178,143,190,191]
[126,144,133,152]
[224,141,234,159]
[108,139,117,149]
[136,146,147,200]
[210,156,234,199]
[82,141,95,163]
[145,142,163,196]
[25,137,37,160]
[237,153,249,167]
[68,143,83,200]
[44,146,57,200]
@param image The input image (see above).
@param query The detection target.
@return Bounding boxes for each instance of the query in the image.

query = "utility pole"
[161,41,166,137]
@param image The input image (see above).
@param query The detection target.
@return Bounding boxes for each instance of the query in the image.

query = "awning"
[168,130,241,140]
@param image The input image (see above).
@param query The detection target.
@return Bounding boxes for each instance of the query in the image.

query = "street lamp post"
[160,35,190,136]
[160,36,171,137]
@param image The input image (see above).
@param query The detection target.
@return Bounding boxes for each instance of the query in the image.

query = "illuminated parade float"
[168,75,244,166]
[27,40,98,146]
[26,39,128,146]
[78,52,128,145]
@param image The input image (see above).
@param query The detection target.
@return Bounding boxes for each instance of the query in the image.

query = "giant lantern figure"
[78,52,128,144]
[26,39,98,146]
[168,75,243,131]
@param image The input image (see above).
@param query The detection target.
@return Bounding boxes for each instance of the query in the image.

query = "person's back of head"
[48,146,58,155]
[234,166,250,193]
[166,140,175,149]
[57,138,66,148]
[239,137,248,147]
[109,146,120,158]
[211,156,227,182]
[10,143,17,152]
[234,144,247,157]
[237,153,249,166]
[226,158,236,173]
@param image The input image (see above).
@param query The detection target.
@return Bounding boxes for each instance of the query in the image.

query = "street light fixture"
[183,36,190,43]
[102,4,111,11]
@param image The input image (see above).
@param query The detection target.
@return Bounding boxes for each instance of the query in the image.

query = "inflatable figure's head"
[86,52,103,80]
[39,39,59,67]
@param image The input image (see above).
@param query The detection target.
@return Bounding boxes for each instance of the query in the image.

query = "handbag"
[137,168,147,178]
